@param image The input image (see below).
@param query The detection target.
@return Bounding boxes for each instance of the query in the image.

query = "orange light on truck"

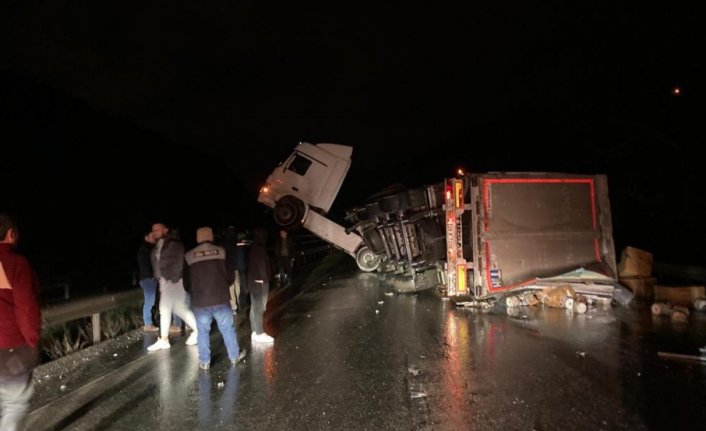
[457,264,467,293]
[260,185,270,193]
[454,180,463,209]
[457,168,464,176]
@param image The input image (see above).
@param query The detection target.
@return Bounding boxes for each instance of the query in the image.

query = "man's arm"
[12,258,41,347]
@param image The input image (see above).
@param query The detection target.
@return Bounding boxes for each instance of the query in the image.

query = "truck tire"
[274,196,305,229]
[362,228,385,254]
[356,246,381,272]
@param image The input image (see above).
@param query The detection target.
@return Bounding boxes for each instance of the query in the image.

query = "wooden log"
[543,285,576,308]
[572,294,588,313]
[693,298,706,311]
[651,302,672,316]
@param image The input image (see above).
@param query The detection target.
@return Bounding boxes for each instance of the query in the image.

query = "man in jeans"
[0,213,41,431]
[136,231,158,332]
[186,227,246,369]
[147,222,198,351]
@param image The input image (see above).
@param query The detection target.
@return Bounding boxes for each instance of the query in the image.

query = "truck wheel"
[274,196,305,229]
[356,246,381,272]
[362,228,385,254]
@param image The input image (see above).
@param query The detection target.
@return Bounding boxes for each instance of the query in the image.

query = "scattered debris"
[217,382,224,388]
[407,366,421,376]
[620,276,656,302]
[577,351,587,358]
[384,292,394,296]
[410,391,427,399]
[654,285,706,307]
[375,310,380,315]
[651,302,690,322]
[693,298,706,312]
[419,355,427,359]
[456,299,494,310]
[113,353,118,357]
[377,300,384,305]
[618,246,653,278]
[60,384,67,391]
[504,286,591,313]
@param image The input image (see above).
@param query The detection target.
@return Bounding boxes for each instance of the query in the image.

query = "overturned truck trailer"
[347,172,617,299]
[259,143,618,299]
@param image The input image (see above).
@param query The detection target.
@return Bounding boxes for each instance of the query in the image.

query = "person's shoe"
[231,349,247,365]
[143,325,159,332]
[198,362,210,370]
[169,325,181,334]
[253,333,274,343]
[185,332,198,346]
[147,338,170,351]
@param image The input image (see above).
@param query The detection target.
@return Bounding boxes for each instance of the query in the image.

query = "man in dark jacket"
[0,213,41,431]
[248,228,274,343]
[147,222,198,351]
[186,227,246,369]
[136,232,158,331]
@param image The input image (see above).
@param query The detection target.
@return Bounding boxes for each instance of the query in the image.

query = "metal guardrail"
[42,290,142,343]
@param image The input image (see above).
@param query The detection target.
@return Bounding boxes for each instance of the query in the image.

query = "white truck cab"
[258,143,370,266]
[258,143,352,215]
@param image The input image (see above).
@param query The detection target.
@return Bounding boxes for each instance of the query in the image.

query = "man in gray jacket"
[147,222,198,351]
[186,227,246,369]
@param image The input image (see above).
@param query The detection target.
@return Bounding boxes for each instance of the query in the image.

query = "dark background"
[1,1,704,285]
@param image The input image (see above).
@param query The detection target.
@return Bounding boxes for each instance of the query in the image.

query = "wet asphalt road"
[27,254,706,430]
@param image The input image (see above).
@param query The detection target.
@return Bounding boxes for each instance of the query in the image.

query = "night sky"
[1,2,704,281]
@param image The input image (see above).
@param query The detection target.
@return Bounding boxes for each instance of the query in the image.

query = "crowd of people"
[0,212,297,429]
[137,223,298,363]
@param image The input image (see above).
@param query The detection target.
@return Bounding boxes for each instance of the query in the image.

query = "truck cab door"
[279,151,330,209]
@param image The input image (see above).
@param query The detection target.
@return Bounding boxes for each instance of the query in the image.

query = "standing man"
[274,229,296,288]
[147,222,198,351]
[136,232,158,332]
[248,228,274,343]
[0,213,41,431]
[234,231,252,320]
[186,227,246,370]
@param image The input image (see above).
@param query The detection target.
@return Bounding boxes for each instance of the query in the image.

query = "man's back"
[185,241,231,308]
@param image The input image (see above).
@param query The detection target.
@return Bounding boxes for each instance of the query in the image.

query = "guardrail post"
[92,313,101,344]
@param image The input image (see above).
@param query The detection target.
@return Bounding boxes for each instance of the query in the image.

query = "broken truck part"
[258,143,618,300]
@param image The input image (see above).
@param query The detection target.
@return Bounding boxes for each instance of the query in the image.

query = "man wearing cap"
[186,227,246,369]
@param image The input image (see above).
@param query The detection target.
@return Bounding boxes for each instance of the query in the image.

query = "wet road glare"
[26,256,706,430]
